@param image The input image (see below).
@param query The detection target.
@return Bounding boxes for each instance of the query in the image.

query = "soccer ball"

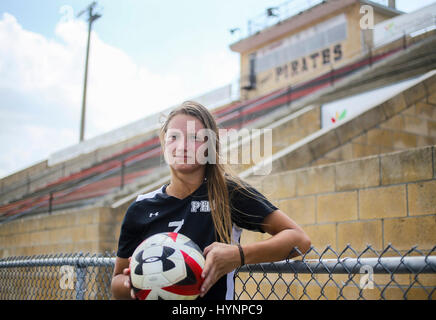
[129,232,205,300]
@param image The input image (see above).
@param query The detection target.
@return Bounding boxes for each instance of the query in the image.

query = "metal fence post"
[75,266,87,300]
[48,192,53,214]
[120,159,125,190]
[403,31,407,49]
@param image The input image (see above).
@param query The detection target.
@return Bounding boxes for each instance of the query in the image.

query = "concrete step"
[240,70,436,181]
[241,144,436,254]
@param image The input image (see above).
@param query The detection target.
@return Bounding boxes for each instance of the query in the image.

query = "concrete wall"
[312,100,436,166]
[243,145,436,253]
[0,206,119,258]
[229,106,321,173]
[237,145,436,300]
[248,72,436,176]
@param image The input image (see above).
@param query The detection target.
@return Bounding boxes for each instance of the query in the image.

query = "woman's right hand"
[111,256,136,300]
[123,257,136,299]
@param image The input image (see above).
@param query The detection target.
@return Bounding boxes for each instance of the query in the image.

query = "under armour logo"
[149,212,159,218]
[134,246,176,274]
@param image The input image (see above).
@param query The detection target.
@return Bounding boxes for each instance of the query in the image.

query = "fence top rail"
[0,255,116,268]
[1,253,436,275]
[239,256,436,274]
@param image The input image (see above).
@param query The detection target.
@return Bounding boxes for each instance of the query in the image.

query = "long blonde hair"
[159,101,247,244]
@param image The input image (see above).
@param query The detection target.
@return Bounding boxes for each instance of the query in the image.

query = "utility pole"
[78,2,101,142]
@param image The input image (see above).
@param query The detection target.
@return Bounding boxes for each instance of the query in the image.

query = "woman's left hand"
[200,242,241,298]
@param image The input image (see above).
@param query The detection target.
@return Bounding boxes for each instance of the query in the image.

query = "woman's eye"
[190,135,203,142]
[166,135,177,142]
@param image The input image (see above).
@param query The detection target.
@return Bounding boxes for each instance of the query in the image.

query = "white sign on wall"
[321,75,428,129]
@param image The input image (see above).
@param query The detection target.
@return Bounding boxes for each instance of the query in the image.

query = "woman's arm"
[111,257,136,300]
[246,209,312,262]
[200,209,311,297]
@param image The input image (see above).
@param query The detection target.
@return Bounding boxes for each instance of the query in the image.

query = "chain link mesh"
[0,252,115,300]
[0,245,435,300]
[235,244,436,300]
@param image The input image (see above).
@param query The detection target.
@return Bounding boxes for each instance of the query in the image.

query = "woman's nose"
[174,141,184,152]
[175,136,189,152]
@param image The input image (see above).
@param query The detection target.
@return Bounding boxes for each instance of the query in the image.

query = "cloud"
[0,12,236,179]
[0,124,76,178]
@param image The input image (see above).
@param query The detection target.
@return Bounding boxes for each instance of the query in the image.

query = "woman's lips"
[173,155,195,162]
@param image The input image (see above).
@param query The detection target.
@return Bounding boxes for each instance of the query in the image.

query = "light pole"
[78,2,101,142]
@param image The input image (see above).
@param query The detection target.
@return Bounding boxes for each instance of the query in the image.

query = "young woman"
[111,101,311,300]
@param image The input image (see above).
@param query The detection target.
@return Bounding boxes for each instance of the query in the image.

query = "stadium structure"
[0,0,436,300]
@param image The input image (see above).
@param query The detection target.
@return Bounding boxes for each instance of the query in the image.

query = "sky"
[0,0,435,179]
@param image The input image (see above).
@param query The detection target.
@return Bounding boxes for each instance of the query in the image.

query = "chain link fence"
[235,244,436,300]
[0,245,435,300]
[0,252,114,300]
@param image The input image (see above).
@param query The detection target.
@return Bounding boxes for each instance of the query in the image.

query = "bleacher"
[2,29,435,224]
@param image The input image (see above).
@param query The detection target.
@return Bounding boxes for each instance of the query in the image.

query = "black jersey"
[116,179,278,300]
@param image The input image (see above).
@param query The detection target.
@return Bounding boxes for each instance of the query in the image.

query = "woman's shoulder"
[225,176,256,197]
[135,185,166,202]
[125,185,167,215]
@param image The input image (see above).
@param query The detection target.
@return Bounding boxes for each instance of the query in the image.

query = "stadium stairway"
[1,71,435,257]
[1,35,436,257]
[238,71,436,254]
[2,30,435,220]
[240,71,436,179]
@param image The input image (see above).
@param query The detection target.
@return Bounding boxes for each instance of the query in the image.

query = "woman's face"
[164,114,210,174]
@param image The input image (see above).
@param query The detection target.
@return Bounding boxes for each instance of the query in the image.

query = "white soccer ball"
[129,232,205,300]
